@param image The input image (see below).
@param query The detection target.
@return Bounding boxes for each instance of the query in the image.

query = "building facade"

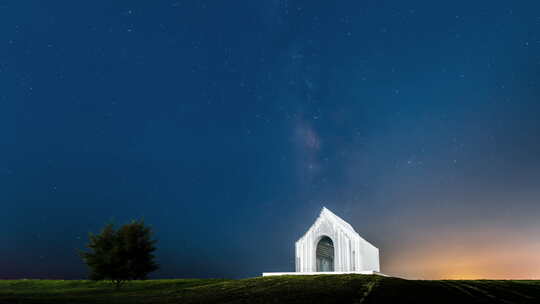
[295,207,380,273]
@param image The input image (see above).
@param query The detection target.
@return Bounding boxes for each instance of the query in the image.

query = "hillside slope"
[1,275,539,304]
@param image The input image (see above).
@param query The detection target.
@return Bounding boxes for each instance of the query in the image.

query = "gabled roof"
[319,207,356,234]
[297,207,377,249]
[297,207,356,241]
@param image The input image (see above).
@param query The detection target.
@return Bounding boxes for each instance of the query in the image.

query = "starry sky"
[2,1,540,280]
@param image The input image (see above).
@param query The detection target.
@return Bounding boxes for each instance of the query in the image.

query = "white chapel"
[263,207,380,276]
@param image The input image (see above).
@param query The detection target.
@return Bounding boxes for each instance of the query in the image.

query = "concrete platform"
[262,271,387,277]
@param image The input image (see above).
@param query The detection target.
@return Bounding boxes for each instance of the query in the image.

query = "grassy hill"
[1,275,540,304]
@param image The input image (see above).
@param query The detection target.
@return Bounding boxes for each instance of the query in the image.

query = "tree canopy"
[80,220,159,288]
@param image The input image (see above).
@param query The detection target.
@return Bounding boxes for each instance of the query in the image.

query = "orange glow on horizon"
[382,228,540,280]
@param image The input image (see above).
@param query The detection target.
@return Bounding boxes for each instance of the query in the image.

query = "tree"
[80,220,159,288]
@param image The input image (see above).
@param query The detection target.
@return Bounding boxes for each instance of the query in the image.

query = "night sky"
[2,1,540,280]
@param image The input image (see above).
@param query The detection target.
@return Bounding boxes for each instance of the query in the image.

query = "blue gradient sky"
[2,1,540,279]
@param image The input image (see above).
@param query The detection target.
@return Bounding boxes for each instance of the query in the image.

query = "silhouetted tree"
[80,220,159,288]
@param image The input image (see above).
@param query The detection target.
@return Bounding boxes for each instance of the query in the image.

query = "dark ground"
[1,275,540,304]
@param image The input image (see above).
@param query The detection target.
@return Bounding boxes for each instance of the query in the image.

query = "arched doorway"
[316,236,334,272]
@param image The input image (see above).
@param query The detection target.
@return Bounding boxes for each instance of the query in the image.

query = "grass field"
[1,275,540,304]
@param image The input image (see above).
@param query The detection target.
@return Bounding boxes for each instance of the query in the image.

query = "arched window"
[316,236,334,272]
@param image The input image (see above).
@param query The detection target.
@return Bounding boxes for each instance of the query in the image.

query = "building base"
[262,271,387,277]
